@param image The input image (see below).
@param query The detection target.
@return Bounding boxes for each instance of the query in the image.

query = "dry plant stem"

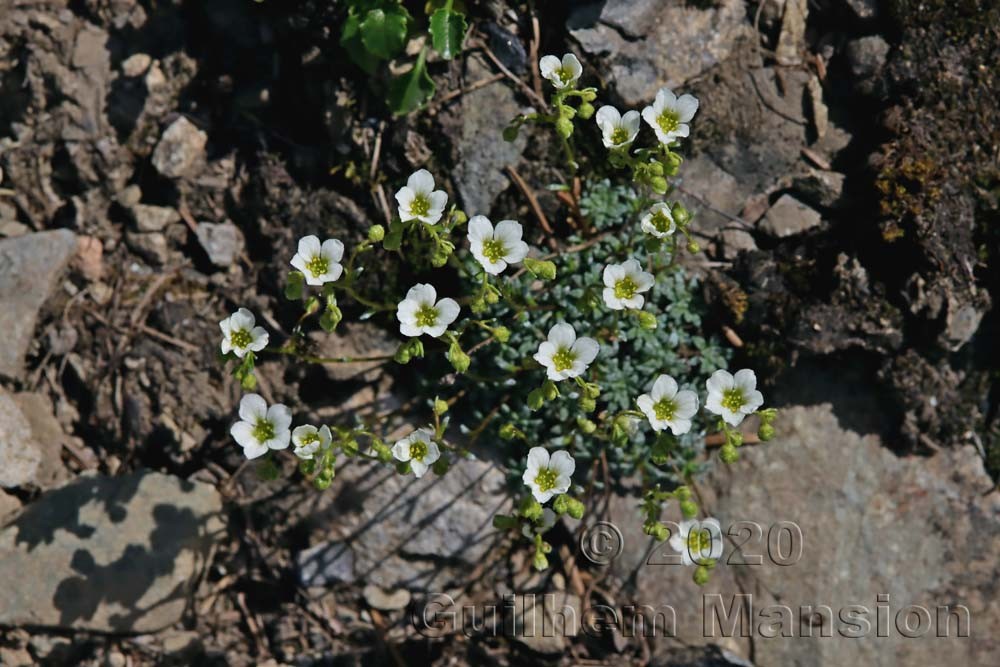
[505,165,558,250]
[471,38,548,108]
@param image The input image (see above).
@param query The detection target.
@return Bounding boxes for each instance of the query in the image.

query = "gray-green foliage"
[452,179,731,485]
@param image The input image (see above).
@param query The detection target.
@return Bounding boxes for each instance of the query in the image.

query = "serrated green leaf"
[359,6,410,60]
[388,53,435,115]
[340,12,380,73]
[429,8,466,59]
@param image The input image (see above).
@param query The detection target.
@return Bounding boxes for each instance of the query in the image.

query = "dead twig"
[471,38,548,108]
[505,166,558,250]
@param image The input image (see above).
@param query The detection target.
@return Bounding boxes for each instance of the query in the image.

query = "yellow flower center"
[651,210,673,233]
[252,419,275,443]
[230,329,252,349]
[552,347,576,372]
[614,276,638,300]
[409,440,428,461]
[721,388,746,412]
[687,528,712,554]
[611,126,630,144]
[415,304,439,328]
[306,255,329,278]
[299,432,320,446]
[410,194,430,217]
[657,109,680,135]
[653,398,677,421]
[556,67,574,84]
[482,238,507,263]
[534,467,558,492]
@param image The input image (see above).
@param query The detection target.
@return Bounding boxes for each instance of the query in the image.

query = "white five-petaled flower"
[468,216,530,275]
[539,53,582,90]
[290,235,344,286]
[396,284,460,338]
[395,169,448,225]
[669,519,724,566]
[705,369,765,426]
[602,259,655,310]
[220,308,268,359]
[533,323,600,382]
[640,203,676,238]
[522,447,575,503]
[636,374,700,435]
[230,393,292,459]
[291,424,332,460]
[522,508,557,538]
[595,105,641,149]
[641,87,699,145]
[392,428,441,478]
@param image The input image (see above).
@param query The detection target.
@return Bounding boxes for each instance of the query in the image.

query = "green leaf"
[359,6,410,60]
[429,8,466,60]
[388,52,436,115]
[340,12,380,74]
[284,271,304,301]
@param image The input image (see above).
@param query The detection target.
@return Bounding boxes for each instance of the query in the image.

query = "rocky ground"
[0,0,998,665]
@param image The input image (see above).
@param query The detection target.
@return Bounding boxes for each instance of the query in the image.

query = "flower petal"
[674,390,699,418]
[435,298,460,326]
[231,421,256,448]
[652,374,678,400]
[267,403,292,433]
[467,215,493,244]
[239,393,268,422]
[572,337,600,365]
[563,53,582,79]
[526,446,550,472]
[548,323,577,348]
[595,105,621,131]
[405,283,437,306]
[493,220,523,246]
[675,94,699,123]
[549,450,576,478]
[242,440,270,460]
[733,368,758,393]
[539,55,561,79]
[298,235,320,258]
[603,263,625,287]
[706,370,735,395]
[322,239,345,263]
[407,169,435,193]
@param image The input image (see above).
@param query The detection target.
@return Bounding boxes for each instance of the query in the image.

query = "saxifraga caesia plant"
[218,53,779,585]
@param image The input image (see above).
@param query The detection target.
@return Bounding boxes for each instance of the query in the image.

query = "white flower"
[392,428,441,478]
[219,308,268,359]
[641,88,699,145]
[595,105,640,149]
[395,169,448,225]
[539,53,582,90]
[636,374,700,435]
[522,508,557,538]
[396,284,460,338]
[230,393,292,459]
[640,203,676,238]
[705,369,765,426]
[669,518,724,566]
[522,447,575,503]
[602,258,654,310]
[291,424,332,460]
[290,235,344,286]
[468,216,530,275]
[533,323,600,381]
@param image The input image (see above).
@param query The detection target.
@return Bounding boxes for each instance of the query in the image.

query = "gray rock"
[791,169,847,209]
[297,540,355,587]
[568,0,749,106]
[9,392,70,489]
[307,322,397,382]
[604,404,1000,665]
[446,54,527,215]
[131,204,181,232]
[720,229,758,259]
[846,35,890,79]
[297,457,512,591]
[362,584,411,611]
[508,591,582,655]
[195,222,244,268]
[126,231,170,265]
[0,470,224,632]
[843,0,880,21]
[943,297,984,352]
[0,489,21,523]
[0,392,42,488]
[676,155,751,237]
[776,0,808,66]
[152,117,207,178]
[0,230,78,378]
[759,194,822,237]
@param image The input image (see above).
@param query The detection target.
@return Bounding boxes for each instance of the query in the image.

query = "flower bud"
[687,240,701,254]
[693,565,711,586]
[519,496,544,521]
[720,444,739,464]
[432,457,450,475]
[502,125,519,142]
[542,380,559,401]
[566,497,585,520]
[394,346,412,365]
[581,88,597,102]
[671,202,692,225]
[320,306,342,332]
[484,289,499,304]
[368,224,385,242]
[674,486,692,501]
[758,423,776,441]
[451,209,468,226]
[433,398,449,416]
[499,423,517,440]
[578,102,595,119]
[493,326,511,343]
[528,389,545,410]
[447,343,470,374]
[524,258,557,280]
[299,459,317,475]
[637,311,658,330]
[576,418,597,434]
[680,500,699,519]
[555,117,574,139]
[240,372,257,391]
[470,298,487,314]
[579,397,596,413]
[644,521,669,542]
[532,550,549,571]
[650,176,668,194]
[553,494,570,515]
[558,103,577,119]
[729,431,744,447]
